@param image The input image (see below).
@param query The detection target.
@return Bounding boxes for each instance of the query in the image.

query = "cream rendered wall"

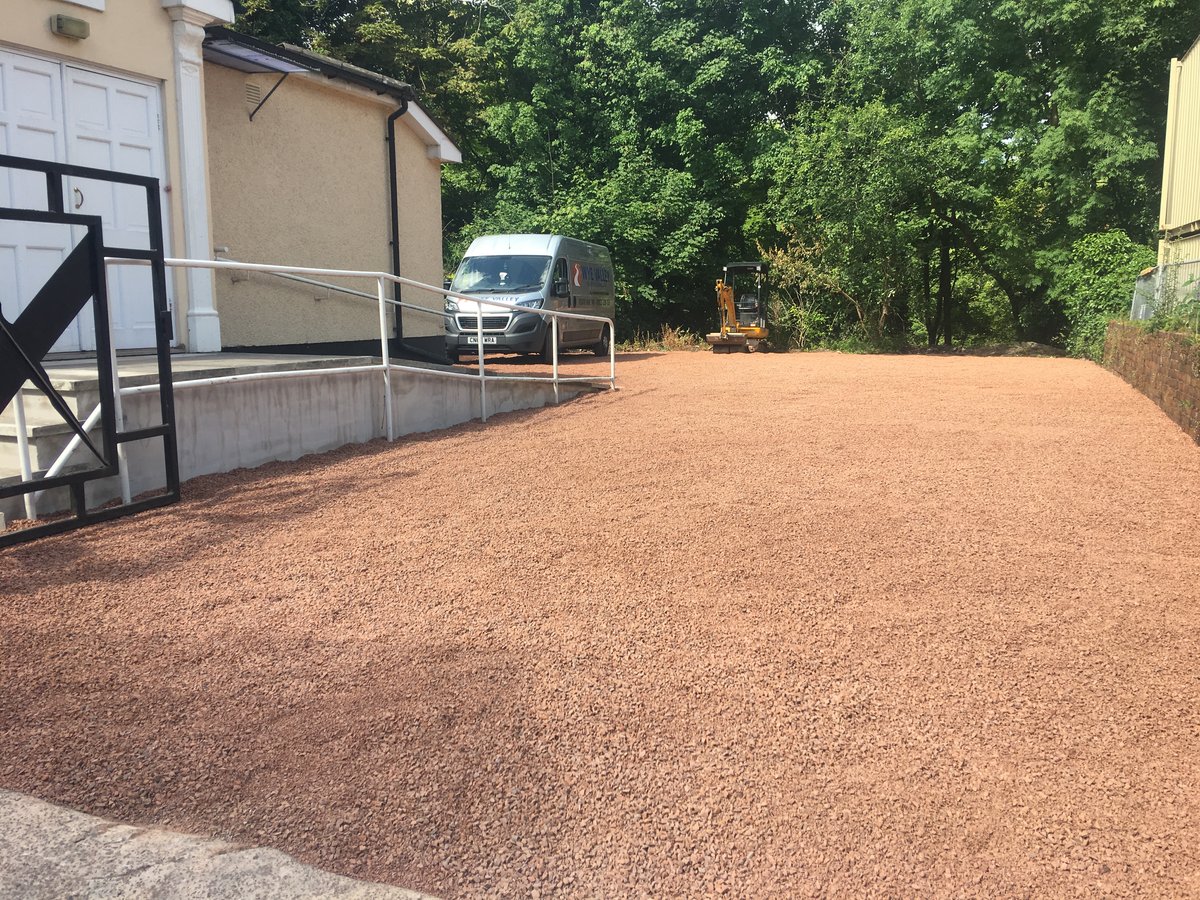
[205,64,387,345]
[2,0,196,338]
[204,63,447,347]
[2,1,173,80]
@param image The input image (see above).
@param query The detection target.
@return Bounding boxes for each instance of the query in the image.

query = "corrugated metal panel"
[1163,41,1200,232]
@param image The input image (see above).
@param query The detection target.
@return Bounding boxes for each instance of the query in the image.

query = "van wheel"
[592,327,611,357]
[539,330,554,363]
[446,348,460,364]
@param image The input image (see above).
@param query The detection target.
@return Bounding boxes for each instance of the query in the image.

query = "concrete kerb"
[0,790,438,900]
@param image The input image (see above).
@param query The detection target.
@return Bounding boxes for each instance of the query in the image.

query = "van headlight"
[444,297,459,313]
[516,297,544,309]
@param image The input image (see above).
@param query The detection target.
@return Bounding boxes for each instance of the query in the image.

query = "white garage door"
[0,48,168,352]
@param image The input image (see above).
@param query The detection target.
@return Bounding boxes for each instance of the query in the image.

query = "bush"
[1055,231,1156,361]
[768,296,831,350]
[616,323,706,352]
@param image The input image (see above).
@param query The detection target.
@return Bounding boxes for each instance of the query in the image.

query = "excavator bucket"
[706,331,749,352]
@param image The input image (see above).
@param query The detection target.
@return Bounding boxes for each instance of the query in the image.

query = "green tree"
[234,0,1200,348]
[1054,231,1155,361]
[782,0,1198,343]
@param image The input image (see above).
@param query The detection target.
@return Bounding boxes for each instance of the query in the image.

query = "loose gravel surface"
[3,351,1200,898]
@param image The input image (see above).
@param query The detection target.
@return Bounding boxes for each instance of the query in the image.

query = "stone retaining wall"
[1104,322,1200,443]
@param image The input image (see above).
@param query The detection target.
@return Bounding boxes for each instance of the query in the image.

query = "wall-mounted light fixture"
[49,15,91,40]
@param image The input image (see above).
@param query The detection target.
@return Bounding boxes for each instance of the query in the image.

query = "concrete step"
[3,353,378,422]
[2,350,589,528]
[0,385,102,422]
[0,399,115,475]
[0,428,108,475]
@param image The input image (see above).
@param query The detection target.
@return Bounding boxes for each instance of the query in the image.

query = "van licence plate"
[467,336,498,345]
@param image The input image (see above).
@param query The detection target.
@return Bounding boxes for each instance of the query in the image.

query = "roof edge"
[204,26,416,102]
[1181,31,1200,64]
[404,103,462,164]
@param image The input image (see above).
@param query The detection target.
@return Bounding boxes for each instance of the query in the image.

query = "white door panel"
[0,49,168,353]
[0,49,82,351]
[65,66,164,350]
[0,51,64,207]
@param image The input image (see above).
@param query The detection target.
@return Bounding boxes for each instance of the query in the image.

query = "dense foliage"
[1053,232,1156,360]
[234,0,1200,349]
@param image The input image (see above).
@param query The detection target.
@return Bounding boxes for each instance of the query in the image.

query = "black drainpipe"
[386,100,408,337]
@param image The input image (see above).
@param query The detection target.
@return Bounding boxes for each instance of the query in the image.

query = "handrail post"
[377,277,395,441]
[107,301,131,504]
[13,391,37,520]
[608,319,616,390]
[477,304,487,422]
[551,313,560,405]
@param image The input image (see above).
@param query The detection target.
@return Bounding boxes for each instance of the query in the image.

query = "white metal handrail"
[115,255,617,388]
[139,255,617,425]
[14,254,617,519]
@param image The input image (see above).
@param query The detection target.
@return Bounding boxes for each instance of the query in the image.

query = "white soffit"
[405,103,461,164]
[203,40,313,74]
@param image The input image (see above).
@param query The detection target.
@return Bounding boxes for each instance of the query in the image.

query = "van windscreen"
[452,255,553,293]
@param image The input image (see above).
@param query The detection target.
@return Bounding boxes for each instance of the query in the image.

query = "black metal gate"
[0,154,178,547]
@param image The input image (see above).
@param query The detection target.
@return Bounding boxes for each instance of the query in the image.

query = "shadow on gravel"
[450,350,667,370]
[0,608,573,897]
[907,341,1066,357]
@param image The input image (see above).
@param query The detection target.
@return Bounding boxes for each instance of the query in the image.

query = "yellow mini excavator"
[706,261,769,353]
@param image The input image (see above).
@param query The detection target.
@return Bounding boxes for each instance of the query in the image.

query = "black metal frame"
[723,261,770,330]
[0,154,179,547]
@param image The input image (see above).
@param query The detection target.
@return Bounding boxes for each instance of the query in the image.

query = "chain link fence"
[1130,251,1200,333]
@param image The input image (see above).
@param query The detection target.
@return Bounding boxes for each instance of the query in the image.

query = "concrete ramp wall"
[167,365,575,480]
[3,359,591,521]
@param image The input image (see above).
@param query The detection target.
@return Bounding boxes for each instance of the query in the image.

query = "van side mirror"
[553,279,569,298]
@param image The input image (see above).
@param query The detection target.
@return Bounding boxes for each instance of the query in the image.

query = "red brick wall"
[1104,322,1200,443]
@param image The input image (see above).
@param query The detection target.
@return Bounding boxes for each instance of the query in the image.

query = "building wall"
[204,64,447,348]
[1161,37,1200,237]
[2,1,175,83]
[0,0,195,337]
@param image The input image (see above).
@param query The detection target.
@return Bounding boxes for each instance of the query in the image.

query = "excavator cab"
[706,261,770,352]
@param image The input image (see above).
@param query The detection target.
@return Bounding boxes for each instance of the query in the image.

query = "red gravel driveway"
[2,351,1199,897]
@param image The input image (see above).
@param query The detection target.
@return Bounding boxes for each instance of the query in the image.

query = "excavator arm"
[715,279,738,338]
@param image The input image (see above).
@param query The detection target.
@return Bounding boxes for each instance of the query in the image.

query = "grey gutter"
[203,26,416,103]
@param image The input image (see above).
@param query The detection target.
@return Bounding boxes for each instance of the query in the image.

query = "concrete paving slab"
[0,791,436,900]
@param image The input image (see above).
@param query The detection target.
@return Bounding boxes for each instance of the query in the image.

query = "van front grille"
[457,315,510,332]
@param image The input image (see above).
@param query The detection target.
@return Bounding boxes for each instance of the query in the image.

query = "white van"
[444,234,615,362]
